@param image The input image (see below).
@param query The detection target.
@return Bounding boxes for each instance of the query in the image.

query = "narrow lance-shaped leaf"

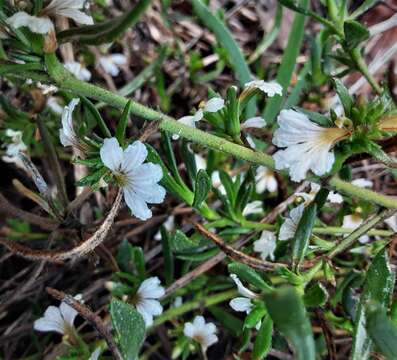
[264,287,316,360]
[193,170,211,208]
[351,249,395,360]
[228,262,272,292]
[252,316,273,360]
[110,300,146,360]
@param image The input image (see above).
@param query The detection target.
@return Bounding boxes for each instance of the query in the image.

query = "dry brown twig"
[46,287,122,360]
[0,190,123,262]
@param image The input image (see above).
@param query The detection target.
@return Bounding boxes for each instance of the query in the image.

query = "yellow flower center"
[318,127,350,146]
[114,172,129,187]
[378,115,397,132]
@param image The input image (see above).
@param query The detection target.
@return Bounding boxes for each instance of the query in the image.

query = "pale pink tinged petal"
[33,317,65,334]
[121,141,148,173]
[100,138,123,171]
[123,188,152,220]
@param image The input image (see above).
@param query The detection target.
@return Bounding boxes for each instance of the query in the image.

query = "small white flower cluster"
[2,129,27,168]
[183,315,218,352]
[6,0,93,35]
[98,54,127,77]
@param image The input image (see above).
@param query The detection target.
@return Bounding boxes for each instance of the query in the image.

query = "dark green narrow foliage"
[264,0,309,123]
[228,262,272,292]
[80,96,112,138]
[160,226,174,286]
[116,100,133,146]
[351,249,395,360]
[161,131,186,188]
[264,287,316,360]
[252,316,273,360]
[192,170,211,208]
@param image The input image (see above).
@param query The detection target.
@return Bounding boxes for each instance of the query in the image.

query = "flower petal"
[6,12,54,34]
[100,138,123,171]
[123,188,152,220]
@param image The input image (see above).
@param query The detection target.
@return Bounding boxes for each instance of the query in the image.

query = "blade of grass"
[263,0,309,123]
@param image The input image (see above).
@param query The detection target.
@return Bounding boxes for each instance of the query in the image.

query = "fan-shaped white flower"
[2,129,27,168]
[98,54,127,77]
[47,97,64,115]
[255,166,278,193]
[244,80,283,97]
[64,61,92,81]
[34,295,82,335]
[154,215,175,240]
[132,277,165,327]
[59,98,80,148]
[6,0,93,35]
[272,110,349,182]
[100,138,166,220]
[351,178,373,188]
[183,316,218,352]
[342,214,370,244]
[241,116,266,129]
[242,201,263,216]
[278,204,305,241]
[254,231,277,261]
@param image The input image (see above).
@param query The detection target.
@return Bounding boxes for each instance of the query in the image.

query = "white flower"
[183,316,218,352]
[6,0,93,35]
[173,98,224,140]
[296,182,343,205]
[59,98,80,148]
[100,138,166,220]
[44,0,94,25]
[246,134,256,149]
[172,110,203,140]
[230,274,259,299]
[244,80,283,97]
[34,295,82,334]
[37,82,58,95]
[211,171,226,195]
[2,129,27,168]
[253,231,277,261]
[385,214,397,232]
[195,154,207,171]
[47,97,64,115]
[98,54,127,77]
[6,12,53,34]
[255,166,278,193]
[64,61,92,81]
[351,178,373,188]
[133,277,165,327]
[272,110,349,182]
[203,97,224,113]
[154,215,175,240]
[242,201,263,216]
[241,116,266,129]
[342,214,370,244]
[278,204,305,241]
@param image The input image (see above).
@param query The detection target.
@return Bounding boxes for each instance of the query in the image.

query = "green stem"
[328,209,396,258]
[348,48,382,95]
[152,289,236,328]
[43,53,397,209]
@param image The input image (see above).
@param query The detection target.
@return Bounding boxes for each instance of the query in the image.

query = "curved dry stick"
[46,287,122,360]
[0,190,123,262]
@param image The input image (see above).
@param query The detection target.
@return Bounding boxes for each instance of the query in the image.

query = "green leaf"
[161,131,186,188]
[58,0,152,45]
[244,304,266,329]
[350,0,380,19]
[80,96,112,138]
[292,203,317,268]
[110,300,146,360]
[171,230,198,252]
[351,249,395,360]
[333,78,353,116]
[303,283,328,307]
[193,170,211,208]
[264,0,309,123]
[252,316,273,360]
[115,100,132,146]
[228,262,272,292]
[366,303,397,359]
[343,20,370,48]
[190,0,255,117]
[264,287,315,360]
[208,306,243,336]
